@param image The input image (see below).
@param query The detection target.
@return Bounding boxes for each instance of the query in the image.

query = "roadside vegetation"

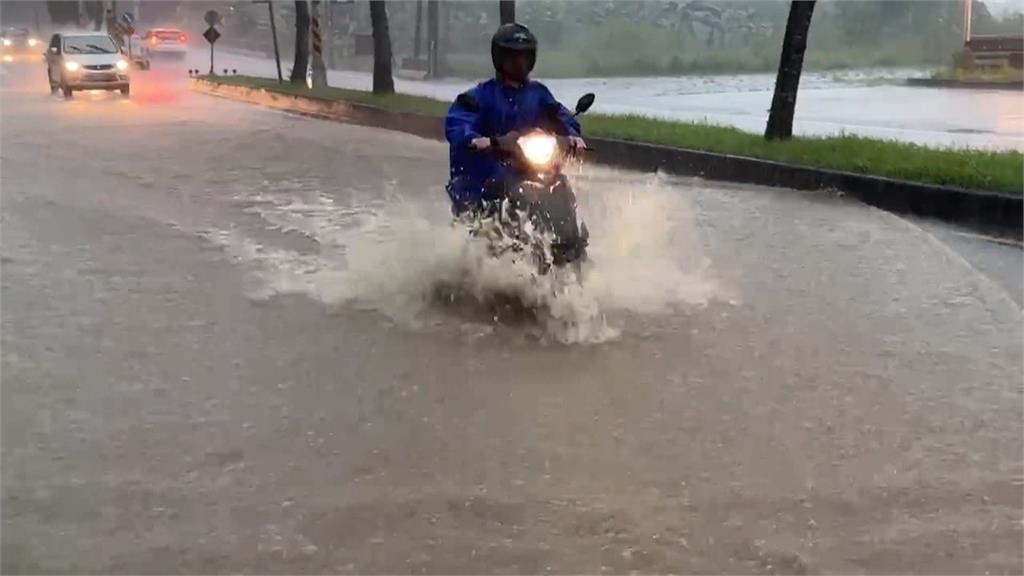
[201,75,1024,195]
[931,65,1024,86]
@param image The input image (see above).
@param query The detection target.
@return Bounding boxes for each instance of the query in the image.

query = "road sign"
[204,25,221,75]
[204,10,221,26]
[203,26,221,44]
[120,11,134,26]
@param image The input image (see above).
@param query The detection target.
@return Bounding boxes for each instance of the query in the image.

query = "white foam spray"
[201,167,720,344]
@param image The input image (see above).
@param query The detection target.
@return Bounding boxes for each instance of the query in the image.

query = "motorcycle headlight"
[116,59,128,71]
[65,60,80,72]
[518,133,557,168]
[28,38,38,47]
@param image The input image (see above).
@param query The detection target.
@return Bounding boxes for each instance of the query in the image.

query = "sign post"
[120,11,135,60]
[203,10,222,75]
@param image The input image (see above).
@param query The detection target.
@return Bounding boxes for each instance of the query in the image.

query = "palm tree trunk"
[370,0,394,94]
[499,0,515,24]
[290,0,310,85]
[765,0,816,140]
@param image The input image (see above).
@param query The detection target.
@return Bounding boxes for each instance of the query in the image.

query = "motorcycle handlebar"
[466,135,593,153]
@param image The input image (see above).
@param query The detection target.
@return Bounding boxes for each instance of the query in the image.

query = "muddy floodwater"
[1,55,1021,574]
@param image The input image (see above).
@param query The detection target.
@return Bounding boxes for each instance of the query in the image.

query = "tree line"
[284,0,816,138]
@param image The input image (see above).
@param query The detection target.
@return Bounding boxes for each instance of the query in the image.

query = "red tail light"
[179,33,188,43]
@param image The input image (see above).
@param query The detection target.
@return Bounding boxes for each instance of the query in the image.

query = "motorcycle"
[456,92,596,276]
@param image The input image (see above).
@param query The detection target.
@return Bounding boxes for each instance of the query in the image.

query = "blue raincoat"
[445,78,581,214]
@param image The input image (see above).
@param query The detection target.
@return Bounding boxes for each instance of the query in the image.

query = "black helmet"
[491,23,537,74]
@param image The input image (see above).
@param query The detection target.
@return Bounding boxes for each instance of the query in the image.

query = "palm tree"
[369,0,394,94]
[499,0,515,24]
[290,0,310,85]
[765,1,819,139]
[765,1,816,140]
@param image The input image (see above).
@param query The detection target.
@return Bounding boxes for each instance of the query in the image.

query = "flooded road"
[204,49,1024,151]
[2,59,1022,573]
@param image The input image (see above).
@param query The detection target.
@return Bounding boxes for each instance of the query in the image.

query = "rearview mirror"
[575,93,596,115]
[455,92,479,113]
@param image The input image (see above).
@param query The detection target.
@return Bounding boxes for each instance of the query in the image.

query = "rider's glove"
[469,137,492,150]
[569,136,587,151]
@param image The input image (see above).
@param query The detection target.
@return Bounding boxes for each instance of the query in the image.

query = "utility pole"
[325,0,333,68]
[310,0,328,87]
[78,0,88,28]
[427,0,439,77]
[413,0,422,60]
[962,0,973,45]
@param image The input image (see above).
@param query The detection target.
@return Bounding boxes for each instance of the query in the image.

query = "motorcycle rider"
[445,23,587,215]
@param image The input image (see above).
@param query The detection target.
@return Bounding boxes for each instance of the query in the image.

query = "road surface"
[205,48,1024,151]
[2,59,1022,574]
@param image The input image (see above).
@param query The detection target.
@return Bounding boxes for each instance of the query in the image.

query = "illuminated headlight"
[116,59,128,71]
[2,39,11,47]
[518,133,557,168]
[28,38,38,47]
[64,61,80,72]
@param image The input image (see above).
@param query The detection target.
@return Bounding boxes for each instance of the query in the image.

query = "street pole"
[325,0,333,69]
[427,0,438,77]
[962,0,973,45]
[254,0,284,83]
[413,0,422,60]
[310,0,327,87]
[268,1,283,82]
[499,0,514,25]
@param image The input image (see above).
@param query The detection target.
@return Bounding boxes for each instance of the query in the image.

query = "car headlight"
[116,59,128,71]
[65,61,80,72]
[518,133,557,168]
[28,38,38,47]
[2,39,11,47]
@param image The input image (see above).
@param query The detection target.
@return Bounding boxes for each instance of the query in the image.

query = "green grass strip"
[201,74,1023,194]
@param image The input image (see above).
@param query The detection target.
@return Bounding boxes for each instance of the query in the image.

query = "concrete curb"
[191,79,1022,239]
[905,77,1024,91]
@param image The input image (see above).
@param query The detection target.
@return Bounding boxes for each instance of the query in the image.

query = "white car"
[45,32,130,98]
[142,28,188,59]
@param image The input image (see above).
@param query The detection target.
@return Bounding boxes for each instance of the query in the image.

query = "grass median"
[200,74,1023,195]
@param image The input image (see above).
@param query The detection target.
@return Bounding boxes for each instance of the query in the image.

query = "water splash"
[202,168,720,344]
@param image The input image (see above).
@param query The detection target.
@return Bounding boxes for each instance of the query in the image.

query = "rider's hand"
[470,137,492,150]
[569,136,587,151]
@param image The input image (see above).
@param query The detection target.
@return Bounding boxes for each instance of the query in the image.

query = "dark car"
[2,27,41,61]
